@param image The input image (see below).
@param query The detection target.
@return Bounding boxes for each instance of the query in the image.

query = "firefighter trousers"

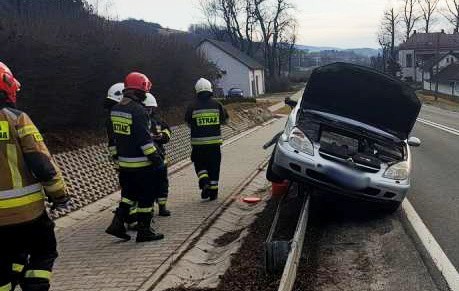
[156,165,169,206]
[0,213,58,291]
[117,166,161,227]
[191,145,221,197]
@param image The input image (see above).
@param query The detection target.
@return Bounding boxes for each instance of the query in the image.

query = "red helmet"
[124,72,152,93]
[0,62,21,104]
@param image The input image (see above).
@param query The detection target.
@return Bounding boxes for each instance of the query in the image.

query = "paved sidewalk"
[50,117,286,291]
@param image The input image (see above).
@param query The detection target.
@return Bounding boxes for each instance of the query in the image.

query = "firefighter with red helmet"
[105,72,165,242]
[0,62,69,291]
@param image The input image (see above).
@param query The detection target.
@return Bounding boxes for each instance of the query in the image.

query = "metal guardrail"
[264,183,311,291]
[277,192,311,291]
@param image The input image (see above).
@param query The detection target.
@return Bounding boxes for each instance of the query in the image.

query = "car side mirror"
[408,137,421,147]
[285,97,298,108]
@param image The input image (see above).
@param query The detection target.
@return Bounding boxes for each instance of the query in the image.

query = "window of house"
[406,54,413,68]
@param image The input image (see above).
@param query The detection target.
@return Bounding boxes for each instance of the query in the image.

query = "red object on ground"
[242,197,262,204]
[272,180,289,197]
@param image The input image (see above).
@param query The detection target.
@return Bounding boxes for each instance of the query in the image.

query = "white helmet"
[195,78,213,94]
[143,93,158,107]
[107,83,124,103]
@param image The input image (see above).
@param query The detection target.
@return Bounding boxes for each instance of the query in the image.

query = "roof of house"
[431,63,459,82]
[423,51,459,70]
[198,39,264,70]
[400,32,459,51]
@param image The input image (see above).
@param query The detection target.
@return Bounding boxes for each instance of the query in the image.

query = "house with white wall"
[422,51,459,81]
[197,39,265,97]
[398,30,459,82]
[424,63,459,96]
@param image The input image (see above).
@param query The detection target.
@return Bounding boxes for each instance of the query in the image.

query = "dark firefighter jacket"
[0,105,67,226]
[109,98,163,170]
[185,96,228,146]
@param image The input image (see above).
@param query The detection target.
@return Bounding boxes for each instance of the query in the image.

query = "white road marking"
[402,199,459,290]
[417,118,459,136]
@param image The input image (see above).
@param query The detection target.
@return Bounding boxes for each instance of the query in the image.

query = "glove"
[50,196,71,211]
[148,153,165,169]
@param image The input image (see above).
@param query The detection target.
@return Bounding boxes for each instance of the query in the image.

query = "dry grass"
[274,105,292,115]
[417,91,459,112]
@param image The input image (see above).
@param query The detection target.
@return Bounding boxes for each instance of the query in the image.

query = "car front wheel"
[379,200,402,214]
[266,149,285,183]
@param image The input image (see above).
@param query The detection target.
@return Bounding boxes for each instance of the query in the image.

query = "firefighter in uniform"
[0,62,69,291]
[105,83,139,230]
[105,83,124,163]
[105,72,165,242]
[185,78,228,201]
[143,94,171,216]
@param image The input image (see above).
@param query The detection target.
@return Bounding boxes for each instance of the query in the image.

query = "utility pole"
[435,32,440,99]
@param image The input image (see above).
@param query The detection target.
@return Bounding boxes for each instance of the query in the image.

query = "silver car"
[268,63,422,212]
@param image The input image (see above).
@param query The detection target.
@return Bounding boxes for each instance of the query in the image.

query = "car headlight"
[288,127,314,156]
[281,115,294,141]
[383,161,409,180]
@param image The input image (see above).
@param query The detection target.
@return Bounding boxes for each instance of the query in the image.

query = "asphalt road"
[409,104,459,269]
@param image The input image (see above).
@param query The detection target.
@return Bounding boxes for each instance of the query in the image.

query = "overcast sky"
[92,0,445,49]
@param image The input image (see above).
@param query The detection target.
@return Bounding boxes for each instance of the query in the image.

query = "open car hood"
[300,63,421,140]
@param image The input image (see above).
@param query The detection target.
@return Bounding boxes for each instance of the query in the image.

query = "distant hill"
[119,18,162,34]
[345,48,380,57]
[296,45,380,57]
[296,45,341,52]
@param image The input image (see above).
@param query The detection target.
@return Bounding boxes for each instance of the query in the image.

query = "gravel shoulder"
[164,191,439,291]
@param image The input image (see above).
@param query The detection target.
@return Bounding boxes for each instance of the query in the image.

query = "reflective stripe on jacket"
[0,106,66,226]
[109,98,161,170]
[185,97,228,146]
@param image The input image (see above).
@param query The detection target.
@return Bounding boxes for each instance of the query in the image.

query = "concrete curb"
[400,199,459,291]
[138,159,269,291]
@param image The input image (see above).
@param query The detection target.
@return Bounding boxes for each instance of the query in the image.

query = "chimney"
[441,29,445,33]
[455,28,458,34]
[413,30,417,34]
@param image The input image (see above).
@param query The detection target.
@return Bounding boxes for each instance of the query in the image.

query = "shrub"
[265,77,292,93]
[0,0,218,132]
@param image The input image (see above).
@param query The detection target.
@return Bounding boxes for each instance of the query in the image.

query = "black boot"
[209,191,218,201]
[158,204,171,216]
[136,213,164,242]
[106,213,131,241]
[136,226,165,242]
[201,184,210,199]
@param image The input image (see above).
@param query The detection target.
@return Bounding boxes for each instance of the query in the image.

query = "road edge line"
[417,118,459,136]
[401,199,459,291]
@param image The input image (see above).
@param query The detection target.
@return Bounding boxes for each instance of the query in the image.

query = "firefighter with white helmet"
[105,83,125,162]
[185,78,228,200]
[143,94,172,216]
[0,62,69,291]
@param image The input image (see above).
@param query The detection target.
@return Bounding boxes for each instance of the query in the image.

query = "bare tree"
[383,8,400,58]
[418,0,440,33]
[402,0,420,41]
[442,0,459,31]
[199,0,227,40]
[252,0,295,77]
[378,29,391,73]
[244,0,257,56]
[379,8,400,75]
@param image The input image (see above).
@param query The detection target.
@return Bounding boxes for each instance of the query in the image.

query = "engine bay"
[299,114,406,171]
